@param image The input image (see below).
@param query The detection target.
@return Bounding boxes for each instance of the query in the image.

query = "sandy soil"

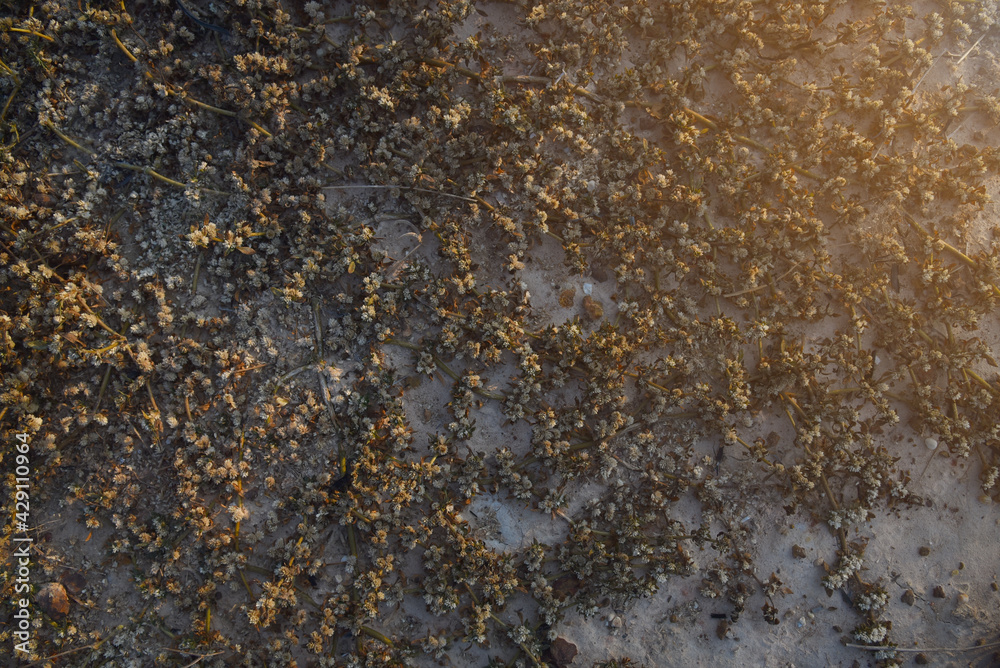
[2,1,1000,667]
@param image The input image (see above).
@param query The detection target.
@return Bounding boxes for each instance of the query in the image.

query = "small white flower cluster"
[826,506,869,531]
[855,587,889,612]
[823,553,864,591]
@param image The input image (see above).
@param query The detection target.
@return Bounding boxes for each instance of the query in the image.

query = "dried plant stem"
[360,626,394,647]
[674,106,825,182]
[324,183,479,204]
[881,36,927,68]
[238,568,254,600]
[28,639,110,665]
[44,121,230,196]
[950,31,988,65]
[191,251,202,294]
[111,29,272,137]
[7,27,55,41]
[965,369,997,395]
[901,212,1000,297]
[159,648,225,662]
[93,364,113,411]
[724,262,802,298]
[846,640,1000,653]
[384,339,506,401]
[0,58,21,124]
[464,585,540,664]
[76,297,126,341]
[421,55,603,105]
[111,28,137,62]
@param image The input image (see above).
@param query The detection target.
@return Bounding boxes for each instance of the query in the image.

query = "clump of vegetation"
[1,0,999,666]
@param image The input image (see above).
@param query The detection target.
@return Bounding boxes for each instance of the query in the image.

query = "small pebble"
[914,653,929,665]
[549,637,577,668]
[918,546,931,557]
[924,437,938,450]
[901,589,916,606]
[37,582,70,618]
[792,545,807,559]
[932,585,946,598]
[60,571,87,596]
[582,282,593,296]
[582,295,603,320]
[559,288,575,308]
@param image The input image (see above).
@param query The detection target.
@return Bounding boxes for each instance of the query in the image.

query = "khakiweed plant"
[1,0,999,666]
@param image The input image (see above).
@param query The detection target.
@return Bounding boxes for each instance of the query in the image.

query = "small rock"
[552,576,580,601]
[918,546,931,557]
[716,620,730,640]
[901,589,916,606]
[549,637,577,667]
[582,295,603,320]
[792,545,807,559]
[559,288,575,308]
[914,653,929,665]
[37,582,70,618]
[591,265,609,282]
[932,585,946,599]
[582,282,593,296]
[60,571,87,596]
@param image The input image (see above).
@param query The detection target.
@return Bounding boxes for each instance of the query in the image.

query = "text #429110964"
[13,432,32,655]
